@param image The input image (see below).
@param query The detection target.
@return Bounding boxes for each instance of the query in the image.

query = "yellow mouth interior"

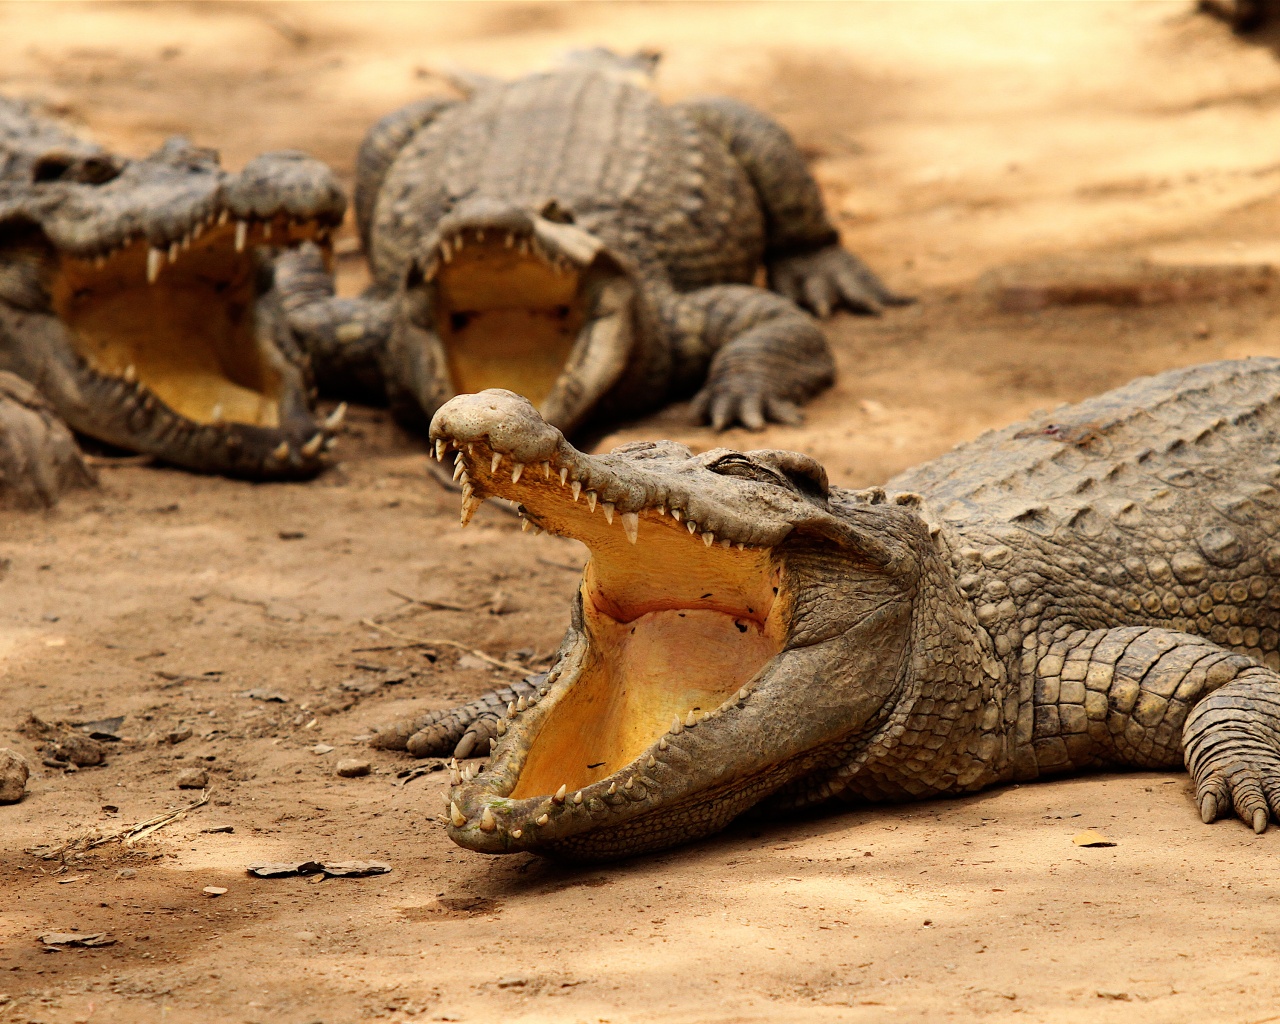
[434,236,583,408]
[51,223,318,427]
[500,478,786,798]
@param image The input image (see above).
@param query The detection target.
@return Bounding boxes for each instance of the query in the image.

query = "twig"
[359,619,528,674]
[537,557,584,573]
[386,588,470,612]
[83,453,154,468]
[26,791,210,860]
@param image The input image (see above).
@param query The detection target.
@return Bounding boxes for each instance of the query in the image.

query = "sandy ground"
[4,2,1280,1022]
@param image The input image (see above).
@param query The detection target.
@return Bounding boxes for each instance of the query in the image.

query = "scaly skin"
[0,97,348,478]
[0,369,94,508]
[376,360,1280,859]
[283,51,908,437]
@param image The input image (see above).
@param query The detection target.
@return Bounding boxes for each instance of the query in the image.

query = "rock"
[0,749,30,803]
[311,744,335,754]
[116,868,137,879]
[202,886,228,896]
[176,768,209,789]
[46,733,105,767]
[335,758,371,778]
[166,728,193,745]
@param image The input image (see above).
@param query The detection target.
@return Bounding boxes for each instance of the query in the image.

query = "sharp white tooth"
[621,512,638,544]
[453,461,466,482]
[571,480,582,501]
[453,233,464,251]
[721,538,732,548]
[602,502,614,524]
[536,813,549,826]
[703,532,715,547]
[553,784,567,804]
[736,542,746,551]
[450,769,461,785]
[515,696,527,712]
[449,802,467,827]
[559,467,568,486]
[586,491,597,513]
[324,403,347,431]
[624,778,635,790]
[685,709,698,727]
[440,240,452,262]
[518,239,529,255]
[507,702,516,719]
[670,717,683,735]
[659,736,669,750]
[454,451,464,465]
[491,453,502,473]
[301,433,324,458]
[480,807,496,832]
[460,492,482,526]
[192,222,203,240]
[687,521,697,535]
[123,364,137,383]
[181,233,191,250]
[147,248,163,283]
[210,404,224,424]
[168,242,179,263]
[737,688,749,700]
[573,791,584,805]
[533,527,543,536]
[271,441,290,461]
[324,436,338,452]
[647,756,656,768]
[511,463,524,483]
[542,461,551,479]
[217,208,229,225]
[671,509,682,522]
[521,518,531,533]
[607,782,617,795]
[511,828,523,839]
[656,505,666,517]
[496,718,507,736]
[234,221,248,252]
[435,439,446,460]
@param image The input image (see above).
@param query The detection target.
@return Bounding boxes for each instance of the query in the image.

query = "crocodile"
[0,368,94,508]
[282,49,907,438]
[374,361,1280,860]
[0,96,348,479]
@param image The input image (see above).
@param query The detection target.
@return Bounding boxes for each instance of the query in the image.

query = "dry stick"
[359,619,529,675]
[28,791,211,860]
[385,588,471,612]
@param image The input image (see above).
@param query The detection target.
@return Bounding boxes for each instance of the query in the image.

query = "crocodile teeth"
[496,718,507,735]
[721,538,732,549]
[552,784,567,804]
[647,755,656,768]
[658,736,669,750]
[168,241,180,264]
[571,480,582,501]
[521,518,531,533]
[542,461,551,478]
[736,542,746,551]
[218,208,229,225]
[123,364,137,383]
[235,220,248,252]
[586,491,597,512]
[684,709,699,727]
[601,501,614,524]
[301,433,324,458]
[146,247,163,283]
[703,532,715,547]
[324,403,347,431]
[460,491,482,526]
[536,813,549,826]
[656,505,666,517]
[210,404,224,425]
[687,521,697,535]
[453,461,466,482]
[511,828,522,839]
[737,687,749,700]
[515,695,527,712]
[511,463,524,483]
[506,701,516,719]
[454,451,464,466]
[670,717,683,735]
[573,790,584,805]
[624,777,635,790]
[559,467,569,485]
[621,511,639,544]
[479,807,497,832]
[440,240,452,262]
[449,802,467,827]
[671,509,682,522]
[271,441,290,461]
[434,439,446,460]
[491,453,502,473]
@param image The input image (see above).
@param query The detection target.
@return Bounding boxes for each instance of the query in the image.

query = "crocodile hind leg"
[676,96,911,315]
[370,677,543,759]
[662,284,834,430]
[1025,626,1280,832]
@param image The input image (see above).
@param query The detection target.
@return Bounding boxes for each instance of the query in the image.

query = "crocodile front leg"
[661,284,834,430]
[370,677,543,759]
[275,242,393,406]
[1025,626,1280,832]
[677,96,910,315]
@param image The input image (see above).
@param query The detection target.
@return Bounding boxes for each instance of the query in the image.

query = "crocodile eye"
[707,454,789,488]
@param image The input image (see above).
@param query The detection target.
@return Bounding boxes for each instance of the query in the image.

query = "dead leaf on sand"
[1073,829,1117,847]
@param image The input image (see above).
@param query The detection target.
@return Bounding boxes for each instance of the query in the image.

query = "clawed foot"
[1194,756,1280,834]
[769,246,913,317]
[690,378,805,431]
[1184,679,1280,834]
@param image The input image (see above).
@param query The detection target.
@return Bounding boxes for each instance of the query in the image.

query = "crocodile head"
[428,390,943,860]
[0,99,347,478]
[391,196,642,437]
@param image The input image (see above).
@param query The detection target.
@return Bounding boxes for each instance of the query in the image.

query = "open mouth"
[428,392,796,856]
[54,214,327,433]
[414,214,635,432]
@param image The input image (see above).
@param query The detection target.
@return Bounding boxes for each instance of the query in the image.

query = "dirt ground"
[5,2,1280,1022]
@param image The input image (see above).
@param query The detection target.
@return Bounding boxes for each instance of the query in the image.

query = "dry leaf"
[1072,829,1116,847]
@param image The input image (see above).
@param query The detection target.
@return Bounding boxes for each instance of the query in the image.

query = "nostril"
[31,155,74,183]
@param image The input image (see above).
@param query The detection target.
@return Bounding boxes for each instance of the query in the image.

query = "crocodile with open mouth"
[0,97,347,478]
[376,360,1280,859]
[282,50,908,437]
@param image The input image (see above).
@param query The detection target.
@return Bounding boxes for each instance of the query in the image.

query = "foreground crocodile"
[0,97,347,478]
[374,360,1280,860]
[283,50,907,436]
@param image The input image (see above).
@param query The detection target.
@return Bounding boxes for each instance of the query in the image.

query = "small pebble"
[202,886,228,897]
[166,728,193,745]
[311,744,335,755]
[176,768,209,789]
[0,749,30,804]
[116,868,137,880]
[335,758,371,778]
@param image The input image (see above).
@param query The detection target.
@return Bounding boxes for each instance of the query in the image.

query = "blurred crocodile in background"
[378,361,1280,860]
[0,96,348,479]
[281,49,908,438]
